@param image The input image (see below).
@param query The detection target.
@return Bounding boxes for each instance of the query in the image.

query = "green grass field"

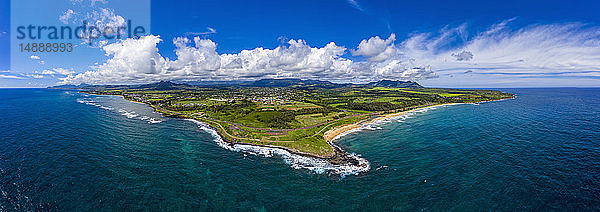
[89,84,513,157]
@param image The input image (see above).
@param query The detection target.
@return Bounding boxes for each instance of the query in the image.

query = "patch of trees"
[393,99,430,108]
[167,99,256,112]
[256,110,296,128]
[343,102,403,111]
[292,106,339,116]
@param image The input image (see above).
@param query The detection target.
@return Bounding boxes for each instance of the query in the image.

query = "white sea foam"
[330,126,365,141]
[148,118,162,124]
[376,165,388,171]
[77,98,111,110]
[116,109,163,123]
[331,104,461,141]
[79,98,165,124]
[119,110,138,118]
[185,119,370,177]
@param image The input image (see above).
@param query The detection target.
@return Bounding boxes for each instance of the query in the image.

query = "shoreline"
[79,90,513,172]
[323,96,515,142]
[80,91,367,167]
[323,103,463,142]
[186,119,367,167]
[195,118,367,166]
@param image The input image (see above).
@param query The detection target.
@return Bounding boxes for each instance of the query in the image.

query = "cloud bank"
[61,35,436,84]
[61,20,600,85]
[400,21,600,80]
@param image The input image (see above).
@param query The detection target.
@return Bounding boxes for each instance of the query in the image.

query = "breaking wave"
[148,118,162,124]
[77,98,162,124]
[118,109,139,118]
[77,99,113,110]
[331,104,463,141]
[116,109,163,124]
[186,119,370,177]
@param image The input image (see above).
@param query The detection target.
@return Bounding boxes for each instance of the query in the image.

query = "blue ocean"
[0,88,599,210]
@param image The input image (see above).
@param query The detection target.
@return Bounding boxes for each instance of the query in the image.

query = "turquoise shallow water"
[0,88,599,210]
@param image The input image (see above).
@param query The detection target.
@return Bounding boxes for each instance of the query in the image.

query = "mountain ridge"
[48,79,422,90]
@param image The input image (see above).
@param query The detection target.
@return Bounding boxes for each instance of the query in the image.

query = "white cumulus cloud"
[62,35,383,84]
[352,34,396,61]
[60,20,600,86]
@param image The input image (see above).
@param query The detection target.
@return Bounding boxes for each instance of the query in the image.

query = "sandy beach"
[324,103,464,142]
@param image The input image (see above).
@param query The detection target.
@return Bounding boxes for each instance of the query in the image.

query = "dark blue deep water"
[1,88,599,211]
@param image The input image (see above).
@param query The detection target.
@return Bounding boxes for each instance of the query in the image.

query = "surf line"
[186,119,370,177]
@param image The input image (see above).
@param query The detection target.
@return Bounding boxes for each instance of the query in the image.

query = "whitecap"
[148,118,162,124]
[185,119,370,177]
[332,104,465,141]
[99,106,114,110]
[376,165,388,171]
[77,98,103,107]
[118,110,138,119]
[79,95,163,125]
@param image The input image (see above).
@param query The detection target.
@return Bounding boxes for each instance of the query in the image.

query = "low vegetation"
[80,80,513,157]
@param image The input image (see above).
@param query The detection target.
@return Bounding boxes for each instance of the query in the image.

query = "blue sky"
[1,0,599,87]
[151,0,600,56]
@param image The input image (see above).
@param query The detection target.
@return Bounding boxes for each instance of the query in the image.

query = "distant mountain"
[247,79,343,88]
[182,80,252,87]
[184,78,346,88]
[48,83,92,89]
[49,79,422,90]
[366,80,422,88]
[196,78,421,88]
[134,81,195,90]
